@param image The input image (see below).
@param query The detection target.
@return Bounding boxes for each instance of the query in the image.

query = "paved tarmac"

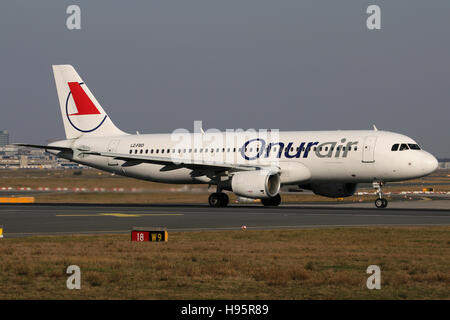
[0,201,449,237]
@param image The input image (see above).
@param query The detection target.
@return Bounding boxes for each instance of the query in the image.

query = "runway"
[0,202,449,237]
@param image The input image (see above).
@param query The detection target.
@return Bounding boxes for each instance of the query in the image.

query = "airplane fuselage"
[49,129,438,186]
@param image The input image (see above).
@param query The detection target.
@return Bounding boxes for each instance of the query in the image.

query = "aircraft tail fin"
[52,65,127,140]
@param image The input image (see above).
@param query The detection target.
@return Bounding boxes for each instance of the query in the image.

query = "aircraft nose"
[421,152,438,175]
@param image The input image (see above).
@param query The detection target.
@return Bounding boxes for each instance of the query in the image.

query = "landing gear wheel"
[261,194,281,206]
[373,181,388,208]
[375,198,388,208]
[208,192,229,207]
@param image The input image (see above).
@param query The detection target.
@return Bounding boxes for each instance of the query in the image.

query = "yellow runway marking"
[101,213,143,217]
[56,213,183,218]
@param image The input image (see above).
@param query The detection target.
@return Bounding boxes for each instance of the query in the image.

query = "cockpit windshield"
[392,143,421,151]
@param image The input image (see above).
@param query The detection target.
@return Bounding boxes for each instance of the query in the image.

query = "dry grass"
[32,192,379,204]
[0,227,449,299]
[0,169,178,190]
[1,168,449,191]
[1,168,449,204]
[34,192,212,204]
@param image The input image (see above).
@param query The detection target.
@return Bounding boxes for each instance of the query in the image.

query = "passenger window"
[145,149,148,154]
[399,144,409,151]
[354,147,357,151]
[156,149,159,154]
[134,150,138,154]
[129,150,132,154]
[408,144,421,150]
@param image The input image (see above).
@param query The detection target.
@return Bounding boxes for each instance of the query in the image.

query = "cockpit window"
[399,143,409,151]
[408,144,421,150]
[391,144,399,151]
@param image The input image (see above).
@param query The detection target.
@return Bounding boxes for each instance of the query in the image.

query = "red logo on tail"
[67,82,101,115]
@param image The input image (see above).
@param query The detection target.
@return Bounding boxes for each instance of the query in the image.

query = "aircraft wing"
[85,151,278,173]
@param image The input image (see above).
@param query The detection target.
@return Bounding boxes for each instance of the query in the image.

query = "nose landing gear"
[373,181,388,208]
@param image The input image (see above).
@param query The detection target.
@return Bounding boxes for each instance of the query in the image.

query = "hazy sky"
[0,1,449,157]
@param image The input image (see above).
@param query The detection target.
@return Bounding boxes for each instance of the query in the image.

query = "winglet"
[373,124,378,131]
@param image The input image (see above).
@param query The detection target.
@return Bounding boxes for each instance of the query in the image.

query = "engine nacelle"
[301,182,357,198]
[231,170,281,199]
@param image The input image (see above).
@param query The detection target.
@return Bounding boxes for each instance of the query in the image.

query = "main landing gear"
[373,181,388,208]
[208,192,229,207]
[208,190,282,207]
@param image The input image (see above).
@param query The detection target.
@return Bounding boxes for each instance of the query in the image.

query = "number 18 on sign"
[131,230,168,242]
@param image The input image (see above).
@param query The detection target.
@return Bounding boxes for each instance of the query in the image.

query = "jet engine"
[231,170,281,199]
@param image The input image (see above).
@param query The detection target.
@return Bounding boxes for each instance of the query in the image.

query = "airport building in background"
[438,158,450,169]
[0,130,9,146]
[0,130,85,169]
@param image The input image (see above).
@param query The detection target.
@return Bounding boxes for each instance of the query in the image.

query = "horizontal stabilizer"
[13,143,72,152]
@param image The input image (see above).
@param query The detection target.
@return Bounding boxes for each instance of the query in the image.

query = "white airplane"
[17,65,438,208]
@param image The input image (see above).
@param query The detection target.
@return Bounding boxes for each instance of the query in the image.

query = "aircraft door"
[362,136,377,163]
[107,139,120,166]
